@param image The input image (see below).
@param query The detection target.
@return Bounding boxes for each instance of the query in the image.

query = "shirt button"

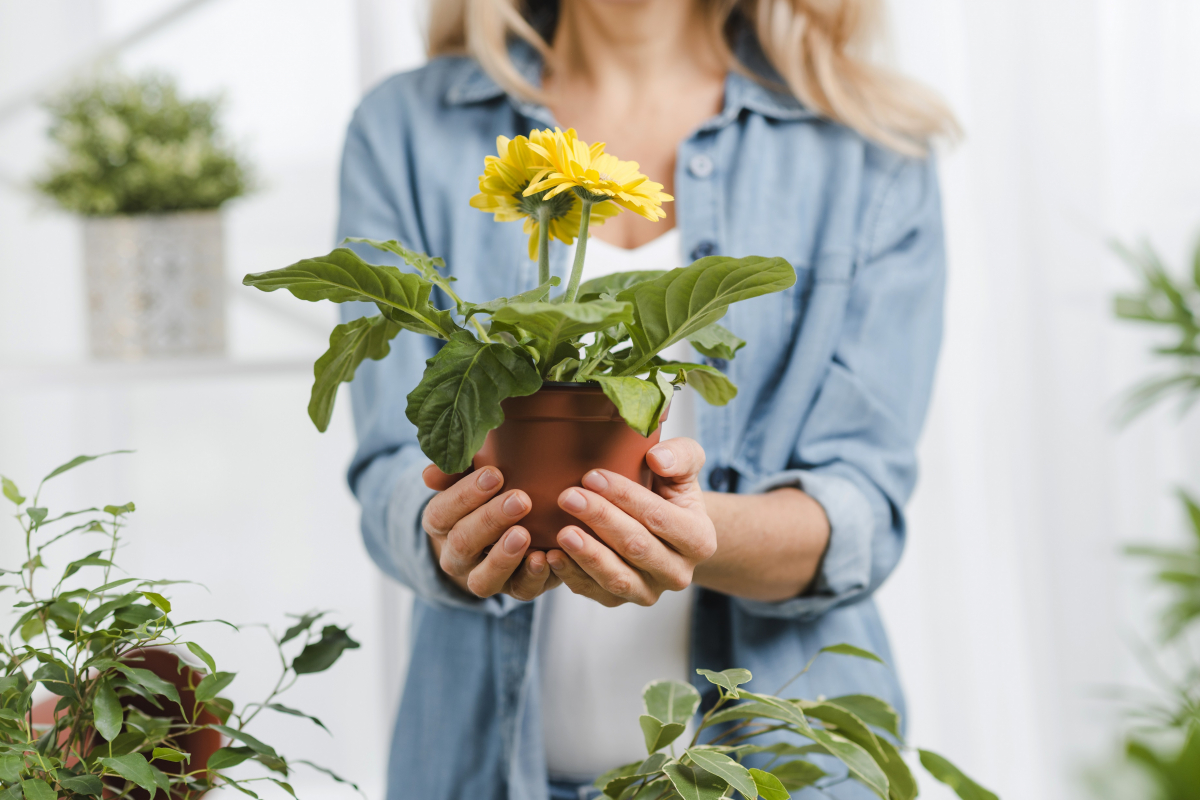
[707,467,727,492]
[688,153,714,179]
[690,240,717,261]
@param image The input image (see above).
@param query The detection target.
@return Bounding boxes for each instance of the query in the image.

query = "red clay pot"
[473,382,664,550]
[31,647,223,799]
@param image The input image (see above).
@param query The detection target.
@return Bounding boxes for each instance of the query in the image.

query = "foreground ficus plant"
[601,646,998,800]
[0,452,359,798]
[243,128,796,474]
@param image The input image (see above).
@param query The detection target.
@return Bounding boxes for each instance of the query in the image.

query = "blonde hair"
[428,0,959,157]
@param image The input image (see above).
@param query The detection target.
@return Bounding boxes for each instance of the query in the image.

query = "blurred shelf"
[0,358,314,387]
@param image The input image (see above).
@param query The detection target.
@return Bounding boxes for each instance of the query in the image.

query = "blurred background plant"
[34,73,249,216]
[1098,234,1200,799]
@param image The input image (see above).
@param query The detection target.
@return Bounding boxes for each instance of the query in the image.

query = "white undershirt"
[540,228,696,781]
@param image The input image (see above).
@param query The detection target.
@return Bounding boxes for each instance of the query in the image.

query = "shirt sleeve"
[734,152,946,621]
[335,107,517,616]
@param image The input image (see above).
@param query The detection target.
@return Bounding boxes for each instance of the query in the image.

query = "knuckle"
[643,503,670,532]
[465,572,493,598]
[605,574,634,598]
[665,568,692,592]
[624,532,652,560]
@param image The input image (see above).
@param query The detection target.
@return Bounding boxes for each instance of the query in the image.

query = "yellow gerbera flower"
[524,128,673,222]
[469,130,615,264]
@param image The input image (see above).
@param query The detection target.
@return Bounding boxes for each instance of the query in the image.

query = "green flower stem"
[537,205,551,287]
[564,196,594,303]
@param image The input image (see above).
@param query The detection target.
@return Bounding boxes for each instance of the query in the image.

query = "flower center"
[515,186,575,220]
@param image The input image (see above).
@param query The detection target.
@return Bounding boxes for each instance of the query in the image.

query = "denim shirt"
[336,37,945,800]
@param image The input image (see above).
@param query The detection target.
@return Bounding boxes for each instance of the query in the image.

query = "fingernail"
[649,445,675,469]
[477,469,500,491]
[560,489,586,513]
[529,557,546,575]
[503,528,528,555]
[560,529,584,552]
[503,492,528,516]
[582,470,608,491]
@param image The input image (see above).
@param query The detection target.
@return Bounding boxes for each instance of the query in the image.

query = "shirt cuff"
[361,452,519,616]
[732,468,876,620]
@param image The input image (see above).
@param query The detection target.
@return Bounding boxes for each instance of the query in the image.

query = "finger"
[646,438,705,484]
[464,526,530,598]
[559,485,689,583]
[552,526,657,606]
[423,464,467,491]
[441,489,531,576]
[578,471,713,564]
[507,550,559,601]
[545,547,622,607]
[422,466,504,537]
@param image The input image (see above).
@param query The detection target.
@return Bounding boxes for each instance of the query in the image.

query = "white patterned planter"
[82,210,227,359]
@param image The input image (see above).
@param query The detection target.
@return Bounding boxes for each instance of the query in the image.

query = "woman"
[338,1,955,798]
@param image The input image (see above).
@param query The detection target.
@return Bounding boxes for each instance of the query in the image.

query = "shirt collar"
[444,27,818,129]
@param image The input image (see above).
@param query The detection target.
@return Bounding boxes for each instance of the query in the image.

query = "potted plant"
[35,74,250,361]
[595,646,997,799]
[242,127,795,548]
[0,452,358,798]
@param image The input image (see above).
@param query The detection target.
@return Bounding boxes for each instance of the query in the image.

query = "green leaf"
[151,747,190,763]
[92,677,122,741]
[656,363,738,406]
[41,451,133,484]
[19,779,55,800]
[308,314,402,432]
[663,761,728,800]
[291,624,360,675]
[185,642,217,674]
[687,323,745,361]
[876,738,917,800]
[594,376,670,437]
[576,270,666,303]
[102,502,135,516]
[918,750,998,800]
[616,255,796,374]
[32,662,77,699]
[150,765,171,798]
[26,509,47,526]
[769,760,826,790]
[405,332,542,474]
[695,668,752,698]
[115,666,181,707]
[61,553,114,580]
[140,592,171,614]
[826,695,901,739]
[208,746,255,770]
[465,278,561,320]
[98,753,156,797]
[685,748,757,799]
[294,760,360,791]
[242,247,459,338]
[18,617,43,642]
[491,300,634,352]
[818,643,886,665]
[194,671,235,703]
[749,769,789,800]
[643,680,701,726]
[0,755,21,783]
[57,775,103,796]
[639,715,686,754]
[212,725,277,756]
[266,703,329,734]
[1,478,24,506]
[270,779,298,797]
[595,754,669,797]
[808,729,889,798]
[223,778,261,798]
[281,611,325,644]
[799,702,884,758]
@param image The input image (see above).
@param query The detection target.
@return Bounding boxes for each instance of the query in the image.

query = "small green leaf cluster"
[0,453,359,798]
[34,74,250,216]
[1112,237,1200,422]
[593,649,998,800]
[242,238,796,474]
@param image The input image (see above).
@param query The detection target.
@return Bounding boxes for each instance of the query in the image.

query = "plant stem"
[564,196,594,303]
[537,205,551,287]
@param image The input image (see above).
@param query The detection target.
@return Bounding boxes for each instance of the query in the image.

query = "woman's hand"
[422,465,562,601]
[547,438,717,607]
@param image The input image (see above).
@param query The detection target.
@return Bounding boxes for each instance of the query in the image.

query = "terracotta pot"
[31,647,223,799]
[473,382,664,550]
